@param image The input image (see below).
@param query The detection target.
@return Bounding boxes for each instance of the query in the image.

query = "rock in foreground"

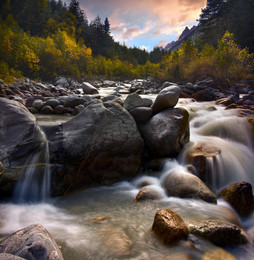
[0,224,63,260]
[188,219,248,246]
[152,209,189,245]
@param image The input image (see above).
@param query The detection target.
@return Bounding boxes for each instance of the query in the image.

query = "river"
[0,96,254,259]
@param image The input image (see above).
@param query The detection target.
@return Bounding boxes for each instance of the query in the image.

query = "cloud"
[155,40,168,48]
[139,45,150,51]
[64,0,206,47]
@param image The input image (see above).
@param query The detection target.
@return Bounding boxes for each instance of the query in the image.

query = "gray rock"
[54,105,64,115]
[29,107,39,114]
[0,98,46,197]
[26,96,45,107]
[160,82,175,90]
[73,104,85,115]
[185,82,194,90]
[152,85,180,114]
[123,93,144,111]
[138,108,189,157]
[32,99,44,110]
[49,100,144,196]
[40,105,54,114]
[142,98,153,107]
[0,224,63,260]
[161,168,217,203]
[64,96,88,108]
[188,219,248,246]
[129,107,153,123]
[0,253,26,260]
[63,107,74,114]
[35,82,48,90]
[82,82,99,95]
[44,99,60,108]
[55,77,69,88]
[152,209,189,245]
[101,95,122,105]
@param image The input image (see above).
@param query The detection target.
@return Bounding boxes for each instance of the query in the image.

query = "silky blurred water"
[0,98,254,259]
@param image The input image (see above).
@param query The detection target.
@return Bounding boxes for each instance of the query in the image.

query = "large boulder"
[151,85,180,114]
[0,98,46,197]
[188,219,248,246]
[152,209,189,245]
[138,108,189,157]
[49,100,144,196]
[161,168,217,203]
[0,224,63,260]
[218,182,254,217]
[82,82,99,95]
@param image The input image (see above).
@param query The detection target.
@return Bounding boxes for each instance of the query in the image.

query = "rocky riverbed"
[0,77,254,259]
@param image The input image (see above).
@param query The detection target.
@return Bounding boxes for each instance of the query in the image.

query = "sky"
[64,0,206,51]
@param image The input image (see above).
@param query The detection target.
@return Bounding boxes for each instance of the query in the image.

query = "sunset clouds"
[64,0,206,50]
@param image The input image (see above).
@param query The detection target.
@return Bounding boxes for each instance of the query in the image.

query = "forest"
[0,0,253,84]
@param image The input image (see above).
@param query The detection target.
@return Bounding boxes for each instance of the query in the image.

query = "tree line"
[0,0,253,84]
[198,0,254,53]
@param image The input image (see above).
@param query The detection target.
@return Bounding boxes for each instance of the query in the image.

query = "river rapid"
[0,97,254,259]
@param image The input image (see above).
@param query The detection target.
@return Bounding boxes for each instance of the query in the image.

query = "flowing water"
[0,98,254,259]
[13,126,51,203]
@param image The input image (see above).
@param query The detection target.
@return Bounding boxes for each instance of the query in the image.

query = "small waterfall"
[13,126,51,203]
[177,101,254,192]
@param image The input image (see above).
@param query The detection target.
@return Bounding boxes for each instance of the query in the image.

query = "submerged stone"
[202,248,237,260]
[98,226,131,256]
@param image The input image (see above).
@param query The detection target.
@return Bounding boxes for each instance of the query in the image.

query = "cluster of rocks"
[0,83,190,197]
[179,78,254,102]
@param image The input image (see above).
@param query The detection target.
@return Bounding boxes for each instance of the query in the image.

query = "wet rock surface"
[138,108,189,157]
[136,186,164,201]
[218,182,254,217]
[152,209,189,245]
[161,168,217,203]
[188,219,248,246]
[49,100,144,196]
[0,224,63,260]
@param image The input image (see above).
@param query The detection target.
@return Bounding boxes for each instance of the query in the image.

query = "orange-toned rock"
[152,209,189,245]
